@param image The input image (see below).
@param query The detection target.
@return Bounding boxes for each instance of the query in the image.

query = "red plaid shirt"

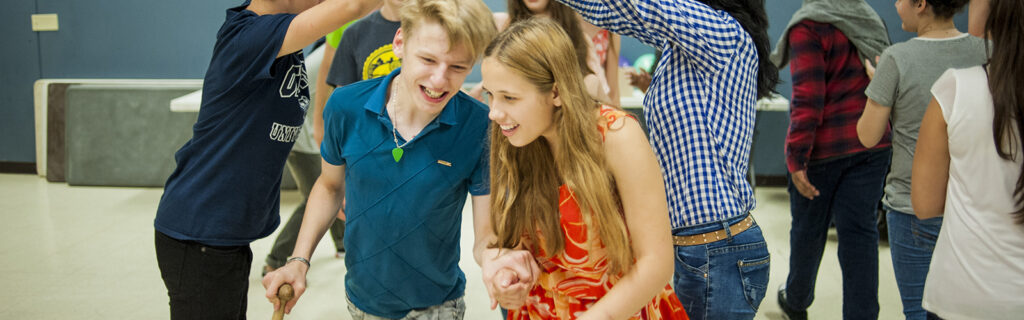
[785,20,891,173]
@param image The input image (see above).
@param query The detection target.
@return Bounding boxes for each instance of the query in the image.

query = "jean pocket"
[738,254,770,311]
[674,245,709,276]
[673,245,709,313]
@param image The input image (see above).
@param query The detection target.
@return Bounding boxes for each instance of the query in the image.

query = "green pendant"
[392,147,404,162]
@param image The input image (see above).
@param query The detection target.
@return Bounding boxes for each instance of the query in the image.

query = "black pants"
[156,231,252,320]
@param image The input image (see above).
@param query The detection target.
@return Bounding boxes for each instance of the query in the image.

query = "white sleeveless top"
[922,66,1024,319]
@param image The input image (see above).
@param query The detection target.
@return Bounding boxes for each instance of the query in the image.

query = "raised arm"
[581,115,674,320]
[557,0,744,74]
[278,0,381,57]
[262,160,346,314]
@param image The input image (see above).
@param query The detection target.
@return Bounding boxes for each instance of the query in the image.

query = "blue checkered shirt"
[559,0,758,228]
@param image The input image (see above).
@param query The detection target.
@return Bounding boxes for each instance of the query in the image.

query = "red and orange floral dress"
[509,107,688,320]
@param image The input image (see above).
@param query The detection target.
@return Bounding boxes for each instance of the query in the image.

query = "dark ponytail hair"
[987,0,1024,224]
[697,0,779,99]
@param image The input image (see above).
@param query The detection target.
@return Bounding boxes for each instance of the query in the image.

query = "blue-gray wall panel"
[36,0,230,79]
[1,1,42,163]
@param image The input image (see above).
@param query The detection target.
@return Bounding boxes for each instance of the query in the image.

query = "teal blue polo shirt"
[321,68,490,318]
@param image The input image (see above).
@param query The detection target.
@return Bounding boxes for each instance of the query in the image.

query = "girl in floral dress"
[479,17,688,320]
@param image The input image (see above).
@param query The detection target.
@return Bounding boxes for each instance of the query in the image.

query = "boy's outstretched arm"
[279,0,382,57]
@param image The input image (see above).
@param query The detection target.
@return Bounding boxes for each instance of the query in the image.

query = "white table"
[170,89,203,112]
[756,94,790,112]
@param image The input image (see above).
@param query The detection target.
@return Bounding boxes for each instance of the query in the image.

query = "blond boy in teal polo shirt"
[261,0,533,318]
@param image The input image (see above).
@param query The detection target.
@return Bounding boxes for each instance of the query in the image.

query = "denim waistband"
[673,213,752,236]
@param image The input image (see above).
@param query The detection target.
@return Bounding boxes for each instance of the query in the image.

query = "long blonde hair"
[486,17,632,274]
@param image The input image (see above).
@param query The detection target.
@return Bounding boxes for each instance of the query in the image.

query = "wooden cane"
[271,283,294,320]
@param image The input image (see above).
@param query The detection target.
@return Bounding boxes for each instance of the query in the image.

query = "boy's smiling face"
[392,21,475,116]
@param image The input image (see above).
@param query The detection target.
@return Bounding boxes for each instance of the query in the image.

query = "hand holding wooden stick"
[271,283,295,320]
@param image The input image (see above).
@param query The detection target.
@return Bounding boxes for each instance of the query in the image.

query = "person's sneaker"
[778,286,808,320]
[335,249,345,259]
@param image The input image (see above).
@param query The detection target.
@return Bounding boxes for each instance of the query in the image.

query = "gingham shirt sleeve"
[557,0,742,75]
[785,23,825,173]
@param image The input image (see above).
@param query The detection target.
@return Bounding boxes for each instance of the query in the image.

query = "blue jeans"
[887,209,942,320]
[673,213,771,320]
[784,149,890,320]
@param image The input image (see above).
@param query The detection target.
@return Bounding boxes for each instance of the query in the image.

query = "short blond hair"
[398,0,497,60]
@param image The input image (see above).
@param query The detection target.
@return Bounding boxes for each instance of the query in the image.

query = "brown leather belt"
[673,215,756,246]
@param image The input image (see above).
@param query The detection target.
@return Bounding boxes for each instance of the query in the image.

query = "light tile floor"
[0,173,901,319]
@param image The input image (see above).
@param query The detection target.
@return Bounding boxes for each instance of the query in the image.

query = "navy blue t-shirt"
[155,2,308,246]
[321,69,489,318]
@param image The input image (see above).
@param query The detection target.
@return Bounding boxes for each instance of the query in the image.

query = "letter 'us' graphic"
[280,64,310,111]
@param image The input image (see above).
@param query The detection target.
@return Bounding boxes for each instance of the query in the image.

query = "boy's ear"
[393,28,405,59]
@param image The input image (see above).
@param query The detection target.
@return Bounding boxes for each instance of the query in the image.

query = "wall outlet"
[31,14,59,31]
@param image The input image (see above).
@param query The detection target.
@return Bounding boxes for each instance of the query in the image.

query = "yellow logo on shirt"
[362,45,401,80]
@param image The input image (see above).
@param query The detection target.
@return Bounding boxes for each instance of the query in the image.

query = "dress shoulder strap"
[597,105,635,139]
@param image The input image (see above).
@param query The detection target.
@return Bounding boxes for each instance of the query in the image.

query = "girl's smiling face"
[482,56,561,147]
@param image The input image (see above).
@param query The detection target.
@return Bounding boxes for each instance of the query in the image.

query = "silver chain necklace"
[388,78,411,162]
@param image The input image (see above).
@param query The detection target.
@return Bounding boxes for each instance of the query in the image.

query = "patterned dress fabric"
[509,107,688,320]
[591,29,610,64]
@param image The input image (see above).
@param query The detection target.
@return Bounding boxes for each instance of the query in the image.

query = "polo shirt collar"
[364,68,459,127]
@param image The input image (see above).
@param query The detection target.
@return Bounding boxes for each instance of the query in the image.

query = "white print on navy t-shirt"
[269,122,302,143]
[280,63,310,111]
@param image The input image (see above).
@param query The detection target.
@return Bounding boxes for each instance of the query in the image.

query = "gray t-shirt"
[291,44,324,154]
[325,10,401,88]
[865,33,987,214]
